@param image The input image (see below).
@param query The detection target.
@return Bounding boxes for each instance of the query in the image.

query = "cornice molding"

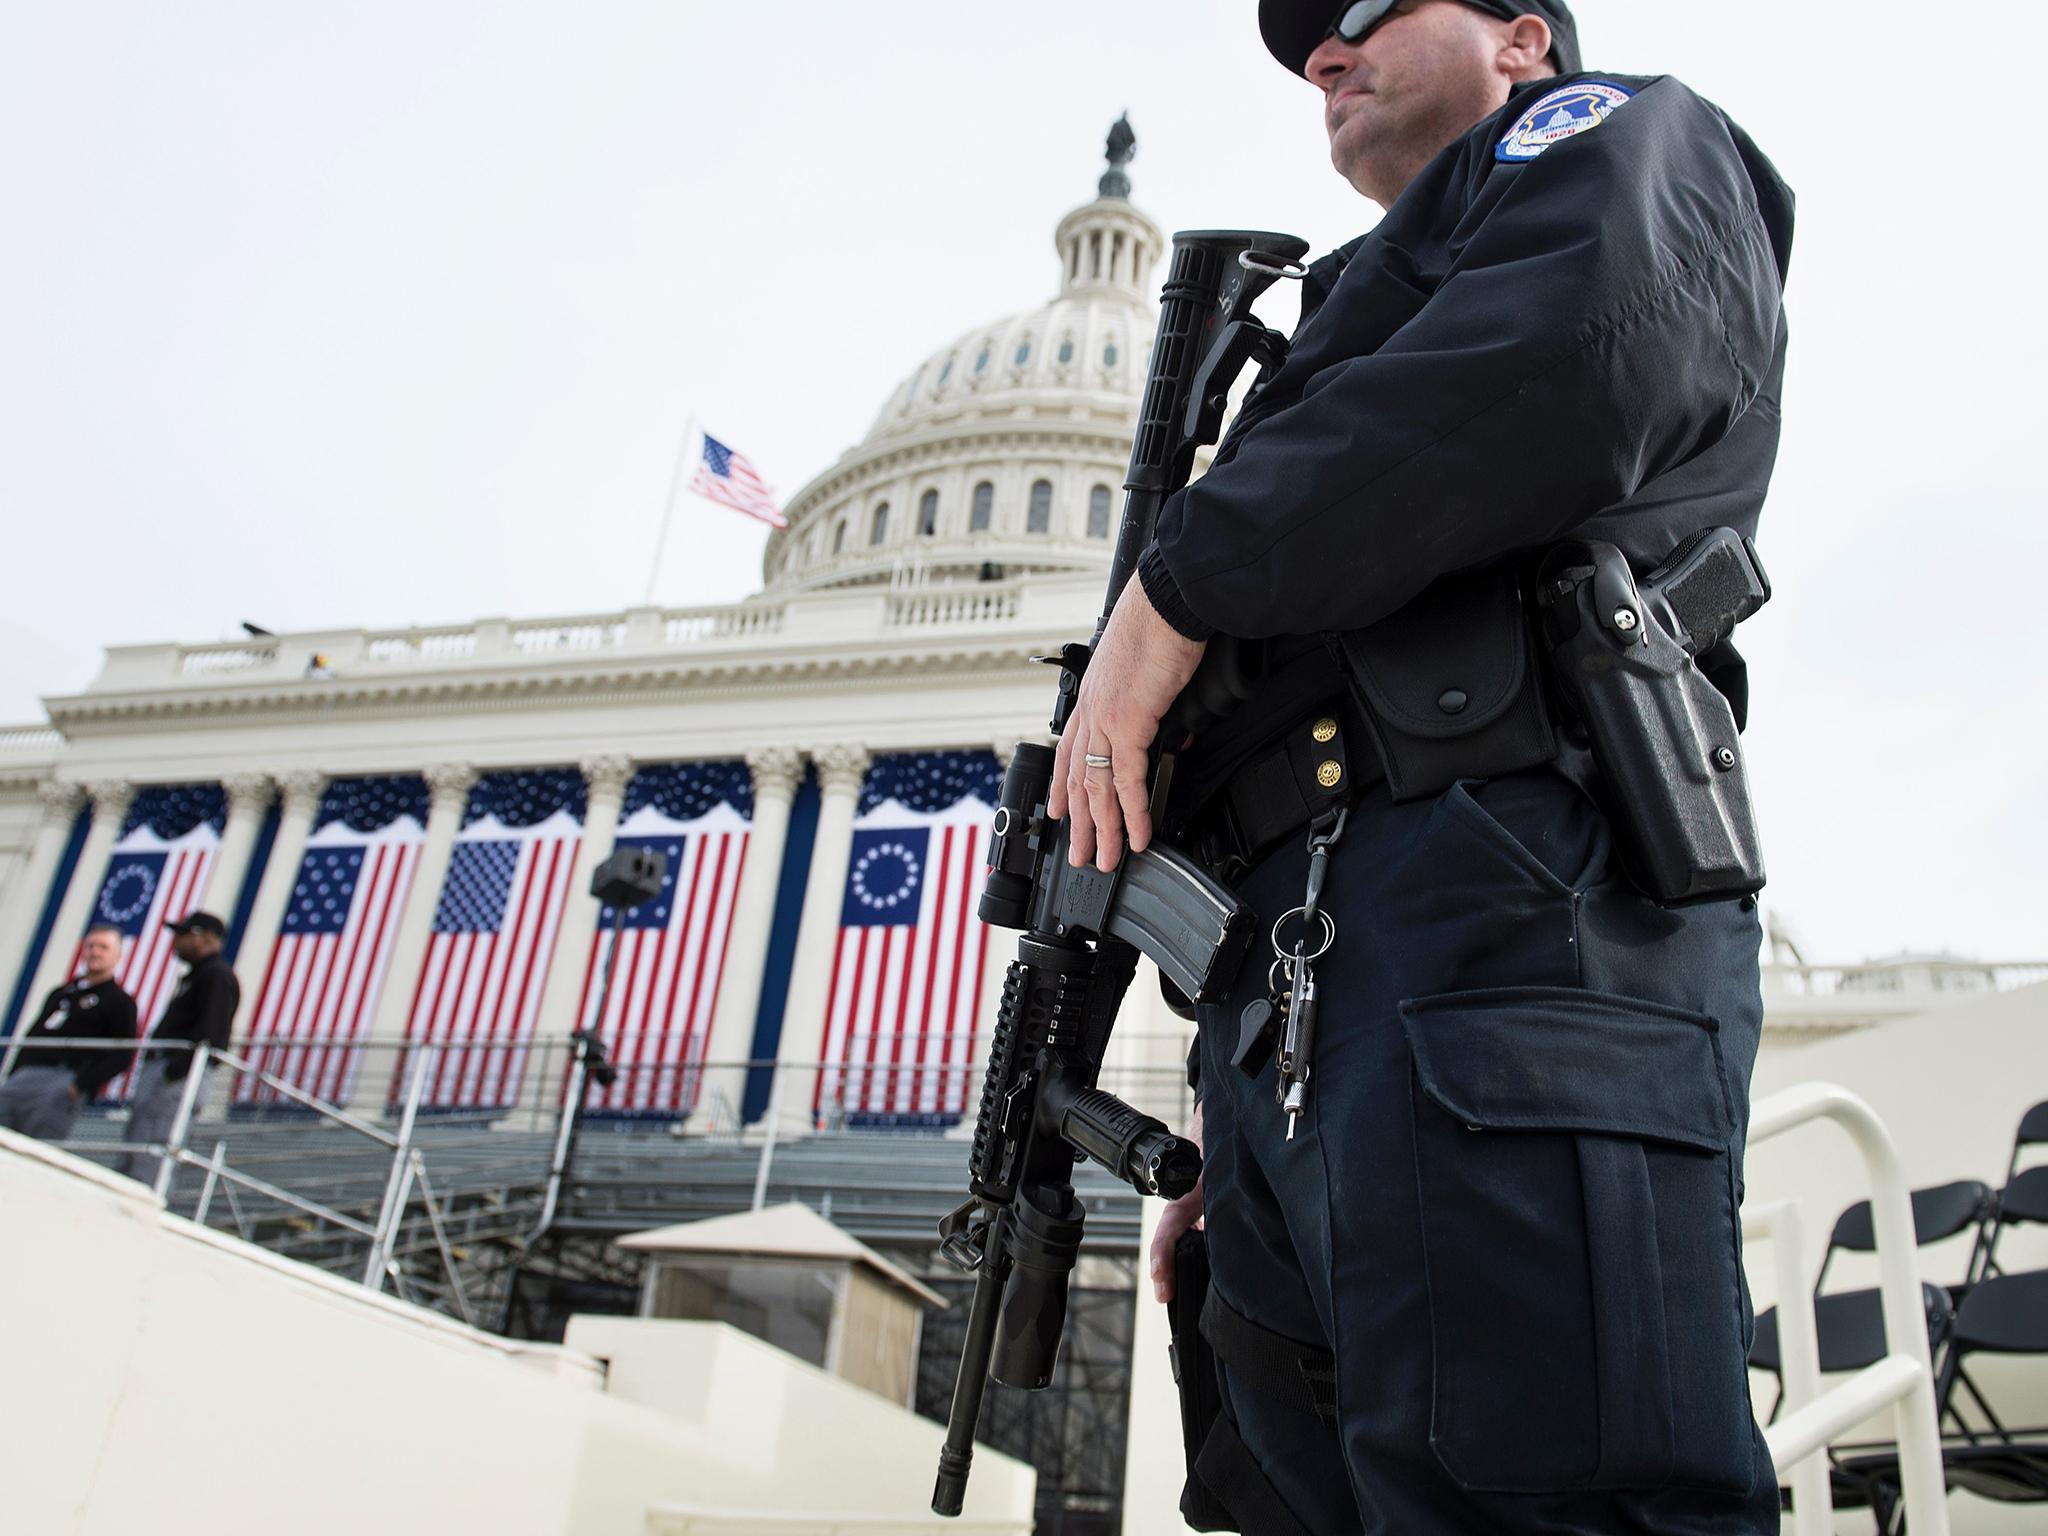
[41,637,1069,732]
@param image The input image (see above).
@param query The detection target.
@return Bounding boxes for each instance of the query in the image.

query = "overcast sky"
[1,1,2040,963]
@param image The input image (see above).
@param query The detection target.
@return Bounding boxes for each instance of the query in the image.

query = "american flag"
[76,784,224,1099]
[815,752,1001,1128]
[578,762,753,1115]
[399,771,583,1110]
[238,777,428,1107]
[688,431,786,528]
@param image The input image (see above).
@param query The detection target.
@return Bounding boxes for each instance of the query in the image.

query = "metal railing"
[1745,1083,1950,1536]
[5,1034,1190,1301]
[2,1037,548,1325]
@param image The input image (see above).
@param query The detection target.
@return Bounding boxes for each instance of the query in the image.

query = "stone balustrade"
[68,575,1097,698]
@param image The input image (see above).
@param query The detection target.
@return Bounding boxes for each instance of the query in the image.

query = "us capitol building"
[0,137,1187,1123]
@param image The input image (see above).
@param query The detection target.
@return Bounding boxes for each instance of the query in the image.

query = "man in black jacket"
[0,925,136,1143]
[118,910,239,1185]
[1050,3,1791,1532]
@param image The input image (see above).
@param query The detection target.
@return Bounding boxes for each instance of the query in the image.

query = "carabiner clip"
[1301,806,1348,924]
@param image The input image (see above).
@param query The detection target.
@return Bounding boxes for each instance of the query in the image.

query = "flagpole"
[645,412,699,606]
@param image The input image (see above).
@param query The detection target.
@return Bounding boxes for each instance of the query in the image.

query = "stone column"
[200,773,276,925]
[0,781,87,1037]
[13,781,135,1054]
[693,746,802,1127]
[352,763,476,1114]
[530,754,635,1042]
[229,771,329,1034]
[769,744,870,1132]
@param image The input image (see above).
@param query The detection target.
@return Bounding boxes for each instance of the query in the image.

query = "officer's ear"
[1498,14,1554,80]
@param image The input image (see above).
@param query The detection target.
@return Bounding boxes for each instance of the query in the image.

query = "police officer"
[1047,2,1792,1532]
[119,910,239,1184]
[0,924,137,1142]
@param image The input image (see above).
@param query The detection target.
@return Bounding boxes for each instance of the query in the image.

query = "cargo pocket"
[1400,986,1752,1495]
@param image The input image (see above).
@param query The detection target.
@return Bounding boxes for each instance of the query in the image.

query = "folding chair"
[1841,1268,2048,1533]
[1751,1179,1996,1420]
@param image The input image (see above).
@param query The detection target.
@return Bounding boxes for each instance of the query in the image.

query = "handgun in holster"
[1535,528,1772,907]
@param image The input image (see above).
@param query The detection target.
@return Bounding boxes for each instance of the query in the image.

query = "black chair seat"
[1830,1441,2048,1507]
[1751,1283,1953,1375]
[1951,1269,2048,1355]
[1996,1166,2048,1228]
[1943,1443,2048,1502]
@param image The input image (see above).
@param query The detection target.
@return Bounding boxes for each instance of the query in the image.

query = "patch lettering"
[1495,80,1634,163]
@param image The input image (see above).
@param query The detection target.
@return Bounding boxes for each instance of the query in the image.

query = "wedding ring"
[1083,753,1113,769]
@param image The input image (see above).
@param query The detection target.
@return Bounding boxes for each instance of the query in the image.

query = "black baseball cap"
[1260,0,1581,78]
[165,911,228,939]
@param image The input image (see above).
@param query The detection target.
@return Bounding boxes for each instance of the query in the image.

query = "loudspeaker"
[590,845,668,909]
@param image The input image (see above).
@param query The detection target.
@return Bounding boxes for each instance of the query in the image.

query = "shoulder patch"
[1495,80,1634,163]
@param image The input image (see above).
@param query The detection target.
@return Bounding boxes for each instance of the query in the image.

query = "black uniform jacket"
[18,977,138,1098]
[153,952,240,1079]
[1139,72,1794,643]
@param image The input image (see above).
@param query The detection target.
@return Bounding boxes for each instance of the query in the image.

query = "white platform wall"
[0,1132,1033,1536]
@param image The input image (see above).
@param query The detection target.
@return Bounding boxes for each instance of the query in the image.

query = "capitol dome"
[764,122,1163,592]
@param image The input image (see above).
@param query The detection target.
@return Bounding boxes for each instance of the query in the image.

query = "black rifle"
[931,229,1308,1518]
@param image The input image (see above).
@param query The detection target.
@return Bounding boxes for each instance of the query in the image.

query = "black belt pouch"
[1337,566,1557,802]
[1169,1228,1238,1531]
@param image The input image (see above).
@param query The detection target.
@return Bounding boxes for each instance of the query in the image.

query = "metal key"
[1277,946,1318,1139]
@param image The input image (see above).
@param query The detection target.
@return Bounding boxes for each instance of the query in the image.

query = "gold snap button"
[1311,716,1338,743]
[1316,760,1342,788]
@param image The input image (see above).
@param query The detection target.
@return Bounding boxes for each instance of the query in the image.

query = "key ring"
[1269,906,1335,964]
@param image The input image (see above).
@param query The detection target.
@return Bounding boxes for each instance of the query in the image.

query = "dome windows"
[1088,485,1112,539]
[919,489,939,537]
[1015,338,1032,367]
[974,345,991,374]
[1103,339,1119,368]
[1027,480,1053,534]
[937,357,953,386]
[870,502,890,545]
[1058,337,1075,365]
[833,520,847,554]
[970,481,994,532]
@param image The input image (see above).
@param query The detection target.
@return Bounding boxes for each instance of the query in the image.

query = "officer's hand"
[1150,1100,1204,1303]
[1048,578,1206,872]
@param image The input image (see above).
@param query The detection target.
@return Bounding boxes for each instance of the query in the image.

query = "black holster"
[1535,531,1770,905]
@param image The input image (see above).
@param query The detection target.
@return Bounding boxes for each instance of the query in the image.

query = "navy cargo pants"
[1191,767,1779,1535]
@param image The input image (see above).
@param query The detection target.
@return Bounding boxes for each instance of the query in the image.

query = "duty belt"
[1182,697,1377,883]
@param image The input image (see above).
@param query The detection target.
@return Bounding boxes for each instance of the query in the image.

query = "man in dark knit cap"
[118,910,239,1186]
[1047,2,1792,1531]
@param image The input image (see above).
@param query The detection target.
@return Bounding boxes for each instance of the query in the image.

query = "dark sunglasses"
[1327,0,1405,46]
